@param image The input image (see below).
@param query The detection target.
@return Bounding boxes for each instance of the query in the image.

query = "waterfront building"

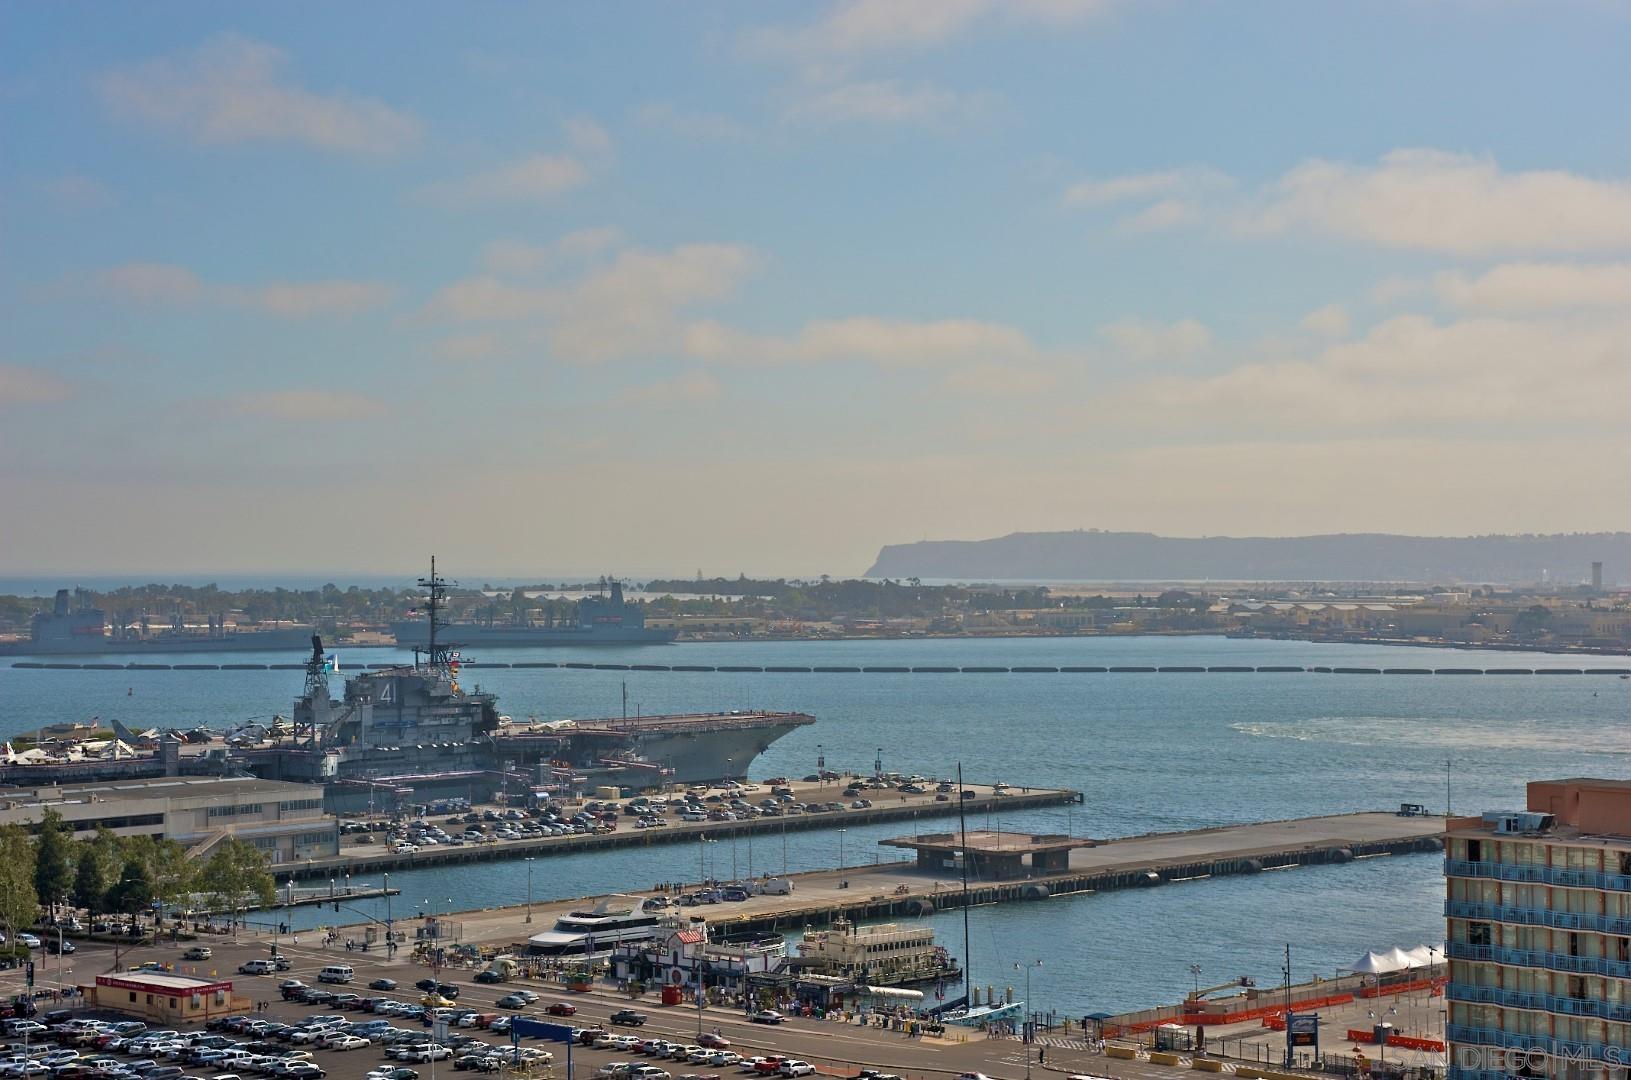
[81,972,247,1022]
[1445,779,1631,1080]
[0,775,338,862]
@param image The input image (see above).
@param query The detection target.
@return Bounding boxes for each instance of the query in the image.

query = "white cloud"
[557,227,625,260]
[422,277,552,322]
[100,33,420,155]
[0,364,74,408]
[222,389,388,421]
[41,174,115,211]
[1299,304,1351,339]
[1436,262,1631,312]
[433,334,502,362]
[1100,313,1631,434]
[564,117,614,159]
[619,371,723,406]
[421,153,591,207]
[685,316,1039,368]
[477,228,624,275]
[635,102,748,140]
[479,240,555,276]
[744,0,1112,58]
[98,263,393,316]
[1098,317,1211,360]
[942,363,1056,397]
[786,79,988,126]
[1064,167,1230,207]
[550,246,759,362]
[1244,149,1631,255]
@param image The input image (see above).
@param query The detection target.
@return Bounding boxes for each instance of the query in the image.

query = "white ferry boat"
[526,895,661,957]
[795,917,961,987]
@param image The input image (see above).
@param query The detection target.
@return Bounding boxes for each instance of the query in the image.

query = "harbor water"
[3,635,1628,1014]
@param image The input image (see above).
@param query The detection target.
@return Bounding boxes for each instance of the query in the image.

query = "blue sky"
[3,1,1630,578]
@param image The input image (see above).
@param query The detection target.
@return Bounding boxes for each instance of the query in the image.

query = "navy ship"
[239,560,809,810]
[1,588,315,655]
[390,579,675,648]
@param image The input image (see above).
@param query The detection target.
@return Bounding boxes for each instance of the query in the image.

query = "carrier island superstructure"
[213,561,809,811]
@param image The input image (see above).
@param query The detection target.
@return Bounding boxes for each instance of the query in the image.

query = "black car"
[46,939,75,955]
[609,1011,647,1027]
[413,979,439,993]
[472,971,502,985]
[436,983,460,999]
[369,979,398,991]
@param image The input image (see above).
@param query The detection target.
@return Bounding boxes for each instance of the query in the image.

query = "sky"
[3,1,1630,580]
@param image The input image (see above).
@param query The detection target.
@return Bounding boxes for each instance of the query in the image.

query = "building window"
[296,830,334,846]
[1467,839,1484,862]
[1468,922,1492,947]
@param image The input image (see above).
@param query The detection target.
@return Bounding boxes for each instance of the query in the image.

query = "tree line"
[0,812,278,954]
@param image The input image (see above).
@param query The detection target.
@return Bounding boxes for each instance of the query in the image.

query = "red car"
[697,1033,730,1050]
[754,1059,786,1075]
[546,1002,577,1017]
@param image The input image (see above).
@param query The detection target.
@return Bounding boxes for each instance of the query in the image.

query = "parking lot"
[0,935,1017,1080]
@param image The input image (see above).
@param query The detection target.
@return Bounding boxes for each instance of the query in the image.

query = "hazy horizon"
[5,3,1630,575]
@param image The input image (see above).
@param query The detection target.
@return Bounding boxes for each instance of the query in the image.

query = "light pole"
[1189,964,1202,1000]
[55,926,63,996]
[838,828,847,870]
[1015,959,1043,1080]
[525,859,535,923]
[725,758,732,787]
[383,872,393,954]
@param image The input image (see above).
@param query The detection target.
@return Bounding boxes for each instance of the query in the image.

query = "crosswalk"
[993,1035,1244,1074]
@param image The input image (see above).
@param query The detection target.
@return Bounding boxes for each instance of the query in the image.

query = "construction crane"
[1186,976,1257,1002]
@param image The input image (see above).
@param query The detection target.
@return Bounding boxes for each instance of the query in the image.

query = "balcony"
[1446,859,1631,892]
[1447,1023,1627,1064]
[1446,898,1631,937]
[1446,981,1631,1022]
[1446,941,1631,979]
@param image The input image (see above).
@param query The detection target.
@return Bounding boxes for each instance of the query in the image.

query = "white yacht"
[526,895,661,957]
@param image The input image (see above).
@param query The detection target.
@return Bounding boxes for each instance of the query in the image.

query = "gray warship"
[236,560,812,811]
[390,579,675,647]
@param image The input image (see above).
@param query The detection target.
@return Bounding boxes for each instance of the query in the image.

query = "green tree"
[71,846,105,914]
[196,839,275,926]
[0,826,39,944]
[119,836,195,920]
[105,859,153,916]
[33,809,72,916]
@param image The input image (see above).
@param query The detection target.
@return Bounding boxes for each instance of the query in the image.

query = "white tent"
[1403,944,1445,969]
[1348,949,1404,974]
[1382,946,1417,971]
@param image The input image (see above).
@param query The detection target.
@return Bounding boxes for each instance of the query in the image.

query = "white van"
[317,965,354,984]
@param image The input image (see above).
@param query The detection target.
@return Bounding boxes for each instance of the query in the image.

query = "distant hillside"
[865,531,1629,585]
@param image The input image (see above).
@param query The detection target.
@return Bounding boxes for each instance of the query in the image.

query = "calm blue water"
[4,636,1629,1014]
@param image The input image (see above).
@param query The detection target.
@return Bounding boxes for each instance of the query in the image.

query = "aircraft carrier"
[1,563,813,806]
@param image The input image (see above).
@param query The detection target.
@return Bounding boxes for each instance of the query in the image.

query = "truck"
[762,878,794,895]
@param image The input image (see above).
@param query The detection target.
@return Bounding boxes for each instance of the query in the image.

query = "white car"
[780,1064,815,1078]
[710,1053,740,1067]
[596,1066,632,1079]
[16,934,40,949]
[327,1037,370,1052]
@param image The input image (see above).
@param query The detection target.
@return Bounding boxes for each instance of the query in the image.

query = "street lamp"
[54,926,64,996]
[838,828,847,870]
[1015,959,1043,1080]
[1189,964,1203,1000]
[383,872,393,953]
[525,859,536,923]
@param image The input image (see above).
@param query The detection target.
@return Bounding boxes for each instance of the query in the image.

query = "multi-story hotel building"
[1446,779,1631,1080]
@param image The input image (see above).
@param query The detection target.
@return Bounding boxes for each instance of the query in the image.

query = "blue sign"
[1286,1012,1319,1052]
[510,1018,576,1043]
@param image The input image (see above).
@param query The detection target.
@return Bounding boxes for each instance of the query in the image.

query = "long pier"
[278,783,1081,881]
[14,660,1627,675]
[422,811,1445,947]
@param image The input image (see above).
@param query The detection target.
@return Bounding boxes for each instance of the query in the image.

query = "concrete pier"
[410,810,1445,947]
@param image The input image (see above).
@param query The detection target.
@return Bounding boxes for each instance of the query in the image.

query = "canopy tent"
[1346,943,1449,974]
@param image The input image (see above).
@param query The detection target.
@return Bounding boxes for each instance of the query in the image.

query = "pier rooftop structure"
[883,829,1097,878]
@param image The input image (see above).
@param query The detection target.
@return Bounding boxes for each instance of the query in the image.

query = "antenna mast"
[414,556,457,671]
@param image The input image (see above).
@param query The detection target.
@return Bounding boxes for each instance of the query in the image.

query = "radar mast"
[413,555,459,672]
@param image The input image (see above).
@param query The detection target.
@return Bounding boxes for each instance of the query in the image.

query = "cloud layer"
[101,34,421,155]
